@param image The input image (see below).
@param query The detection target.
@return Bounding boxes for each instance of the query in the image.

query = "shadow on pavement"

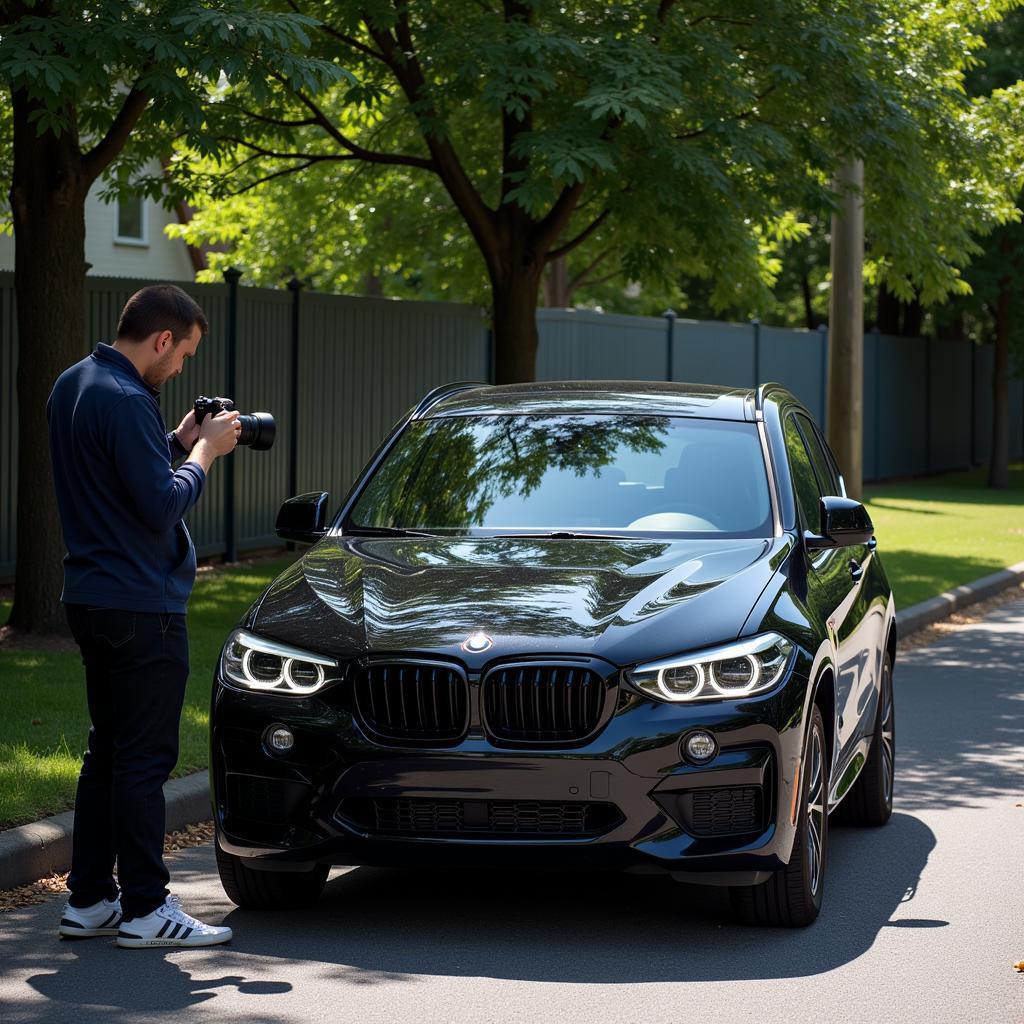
[6,811,936,1020]
[895,607,1024,810]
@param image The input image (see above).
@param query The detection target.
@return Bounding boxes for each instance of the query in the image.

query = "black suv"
[211,381,896,927]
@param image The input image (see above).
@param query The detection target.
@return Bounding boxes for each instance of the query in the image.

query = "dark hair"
[116,284,209,343]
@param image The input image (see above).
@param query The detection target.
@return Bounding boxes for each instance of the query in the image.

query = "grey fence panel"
[973,345,994,465]
[0,277,16,577]
[928,339,972,472]
[863,331,880,482]
[537,309,666,380]
[760,326,826,423]
[295,294,488,510]
[875,334,929,478]
[674,320,755,387]
[4,265,1024,581]
[1012,378,1024,460]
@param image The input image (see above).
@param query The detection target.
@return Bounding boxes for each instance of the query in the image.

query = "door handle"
[866,536,877,552]
[849,559,863,582]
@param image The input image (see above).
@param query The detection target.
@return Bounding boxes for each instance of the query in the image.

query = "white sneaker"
[116,894,232,949]
[59,896,123,938]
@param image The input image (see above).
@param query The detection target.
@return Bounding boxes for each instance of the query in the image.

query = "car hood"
[251,534,789,668]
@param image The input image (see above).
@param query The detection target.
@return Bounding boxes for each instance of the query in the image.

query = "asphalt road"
[3,599,1023,1024]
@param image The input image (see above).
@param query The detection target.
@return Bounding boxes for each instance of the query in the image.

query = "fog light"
[264,724,294,754]
[683,730,717,764]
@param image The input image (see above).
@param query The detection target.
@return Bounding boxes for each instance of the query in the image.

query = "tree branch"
[267,71,438,171]
[285,0,387,61]
[674,84,777,140]
[82,83,151,184]
[228,106,320,129]
[228,157,349,196]
[363,7,500,271]
[546,208,611,261]
[568,247,613,291]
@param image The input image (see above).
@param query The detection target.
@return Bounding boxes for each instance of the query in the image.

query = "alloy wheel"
[806,725,825,897]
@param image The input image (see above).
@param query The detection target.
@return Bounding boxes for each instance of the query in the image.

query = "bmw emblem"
[461,632,492,653]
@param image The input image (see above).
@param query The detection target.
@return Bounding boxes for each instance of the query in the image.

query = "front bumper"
[210,659,811,885]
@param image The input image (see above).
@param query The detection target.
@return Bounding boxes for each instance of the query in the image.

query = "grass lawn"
[864,463,1024,608]
[0,558,293,828]
[1,464,1022,828]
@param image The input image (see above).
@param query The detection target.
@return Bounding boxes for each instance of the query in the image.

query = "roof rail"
[411,380,490,420]
[754,381,783,420]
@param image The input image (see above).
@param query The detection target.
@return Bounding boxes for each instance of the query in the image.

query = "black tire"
[834,652,895,827]
[215,834,329,910]
[731,704,828,927]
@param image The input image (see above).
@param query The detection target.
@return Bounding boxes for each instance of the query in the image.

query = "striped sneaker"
[59,897,123,939]
[116,894,232,949]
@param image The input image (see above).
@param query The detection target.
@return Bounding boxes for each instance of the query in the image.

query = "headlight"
[625,632,794,703]
[220,629,340,695]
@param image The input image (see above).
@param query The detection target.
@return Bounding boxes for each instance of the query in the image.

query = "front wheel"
[835,652,895,827]
[731,704,828,927]
[215,834,329,910]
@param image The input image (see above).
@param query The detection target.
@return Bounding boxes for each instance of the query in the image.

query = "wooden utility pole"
[827,158,865,499]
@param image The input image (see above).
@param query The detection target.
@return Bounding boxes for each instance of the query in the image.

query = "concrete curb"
[3,560,1024,893]
[894,560,1024,638]
[0,771,209,892]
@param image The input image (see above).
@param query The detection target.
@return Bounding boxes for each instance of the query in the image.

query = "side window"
[783,414,822,531]
[795,413,839,497]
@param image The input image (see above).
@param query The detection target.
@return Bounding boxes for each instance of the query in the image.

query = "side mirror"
[805,495,874,550]
[276,491,330,544]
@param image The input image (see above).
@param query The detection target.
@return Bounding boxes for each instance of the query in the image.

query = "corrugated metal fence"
[1,274,1021,577]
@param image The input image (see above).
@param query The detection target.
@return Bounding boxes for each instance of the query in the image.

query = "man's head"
[115,284,209,389]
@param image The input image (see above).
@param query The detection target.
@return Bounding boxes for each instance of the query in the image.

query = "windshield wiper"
[344,525,437,538]
[492,531,626,540]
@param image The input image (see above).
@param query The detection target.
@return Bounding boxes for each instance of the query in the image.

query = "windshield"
[347,414,772,537]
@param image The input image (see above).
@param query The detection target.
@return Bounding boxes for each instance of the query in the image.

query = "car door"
[782,413,863,769]
[792,413,873,763]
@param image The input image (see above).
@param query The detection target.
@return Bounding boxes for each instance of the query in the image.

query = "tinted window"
[784,414,822,530]
[349,415,772,536]
[795,413,839,496]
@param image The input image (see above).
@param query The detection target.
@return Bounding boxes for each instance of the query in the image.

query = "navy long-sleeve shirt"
[47,343,206,613]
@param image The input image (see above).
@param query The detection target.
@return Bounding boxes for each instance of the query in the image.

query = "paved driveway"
[3,599,1023,1024]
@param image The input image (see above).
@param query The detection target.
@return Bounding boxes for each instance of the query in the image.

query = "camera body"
[194,396,276,451]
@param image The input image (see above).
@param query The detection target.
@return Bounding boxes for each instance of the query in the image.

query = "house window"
[115,194,147,245]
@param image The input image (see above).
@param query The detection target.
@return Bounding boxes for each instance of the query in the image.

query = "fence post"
[817,323,828,431]
[223,266,241,563]
[751,317,761,387]
[924,337,932,474]
[663,309,676,382]
[970,342,977,466]
[287,277,302,500]
[871,326,881,482]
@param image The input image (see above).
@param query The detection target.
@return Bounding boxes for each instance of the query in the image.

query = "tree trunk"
[492,265,543,384]
[827,158,865,498]
[988,275,1011,489]
[543,255,570,308]
[7,90,89,635]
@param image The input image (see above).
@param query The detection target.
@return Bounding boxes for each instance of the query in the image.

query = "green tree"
[181,0,1021,387]
[0,1,340,633]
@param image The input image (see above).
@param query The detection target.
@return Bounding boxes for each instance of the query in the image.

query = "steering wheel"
[641,502,719,522]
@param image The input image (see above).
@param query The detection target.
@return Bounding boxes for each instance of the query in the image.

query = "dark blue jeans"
[64,604,189,921]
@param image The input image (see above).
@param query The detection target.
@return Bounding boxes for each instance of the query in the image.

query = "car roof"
[419,380,769,421]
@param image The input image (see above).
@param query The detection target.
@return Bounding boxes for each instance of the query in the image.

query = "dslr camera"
[194,396,276,451]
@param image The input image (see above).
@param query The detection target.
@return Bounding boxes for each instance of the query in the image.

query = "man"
[47,284,239,949]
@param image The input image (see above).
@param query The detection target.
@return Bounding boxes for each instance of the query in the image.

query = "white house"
[0,161,198,282]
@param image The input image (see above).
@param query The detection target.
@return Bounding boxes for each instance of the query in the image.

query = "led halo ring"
[708,654,762,696]
[240,647,283,689]
[656,662,705,701]
[283,658,326,693]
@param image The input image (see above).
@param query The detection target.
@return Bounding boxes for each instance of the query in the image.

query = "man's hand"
[173,409,201,452]
[186,411,241,475]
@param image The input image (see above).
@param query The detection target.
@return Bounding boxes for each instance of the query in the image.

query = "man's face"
[143,324,203,390]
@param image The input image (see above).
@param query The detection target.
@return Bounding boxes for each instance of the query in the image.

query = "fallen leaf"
[1015,962,1024,973]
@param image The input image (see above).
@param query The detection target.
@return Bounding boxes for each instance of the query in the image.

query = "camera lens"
[237,412,276,450]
